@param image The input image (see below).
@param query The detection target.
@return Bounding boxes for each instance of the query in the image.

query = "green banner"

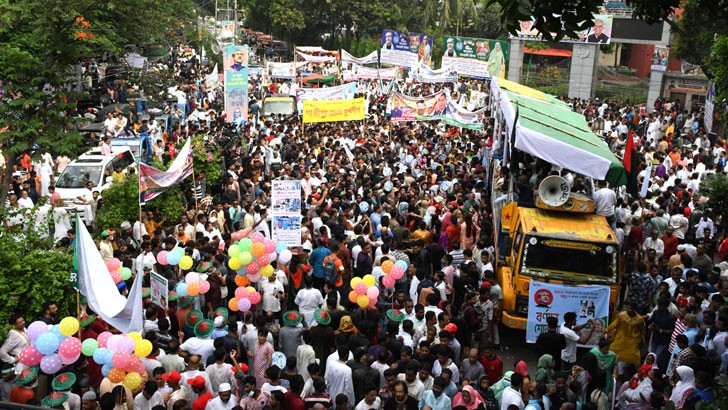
[441,36,509,79]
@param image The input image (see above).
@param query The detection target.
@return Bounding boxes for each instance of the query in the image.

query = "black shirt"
[534,331,566,366]
[383,396,419,410]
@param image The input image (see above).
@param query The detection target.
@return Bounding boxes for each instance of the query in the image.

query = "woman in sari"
[487,42,506,78]
[589,338,618,397]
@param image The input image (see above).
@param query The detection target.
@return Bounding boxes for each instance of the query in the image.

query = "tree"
[700,174,728,225]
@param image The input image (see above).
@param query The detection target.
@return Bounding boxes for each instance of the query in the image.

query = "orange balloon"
[235,275,249,287]
[349,291,358,304]
[228,298,239,312]
[382,260,394,274]
[187,282,200,296]
[108,368,126,384]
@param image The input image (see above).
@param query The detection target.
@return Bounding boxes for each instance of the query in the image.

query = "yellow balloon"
[123,372,142,390]
[59,317,79,337]
[362,275,375,288]
[350,277,363,288]
[357,295,369,308]
[134,339,153,358]
[179,256,193,270]
[127,332,142,343]
[246,286,256,293]
[260,265,274,277]
[228,258,242,271]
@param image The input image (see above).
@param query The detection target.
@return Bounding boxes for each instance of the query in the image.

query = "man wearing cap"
[134,380,164,410]
[82,391,98,410]
[53,372,81,410]
[0,363,16,401]
[180,313,216,364]
[187,376,213,410]
[279,311,306,359]
[204,382,237,410]
[119,221,140,252]
[9,366,37,404]
[42,391,70,409]
[162,371,187,410]
[99,229,115,263]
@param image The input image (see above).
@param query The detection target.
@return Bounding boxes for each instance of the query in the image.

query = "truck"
[261,94,296,117]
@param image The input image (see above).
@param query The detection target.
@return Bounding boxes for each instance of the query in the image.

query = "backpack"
[323,257,338,286]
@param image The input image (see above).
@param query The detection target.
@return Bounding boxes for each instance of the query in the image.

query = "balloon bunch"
[380,259,408,288]
[105,258,133,285]
[85,331,149,390]
[349,275,379,308]
[174,272,211,298]
[228,285,262,312]
[157,247,192,270]
[18,317,84,374]
[226,232,290,284]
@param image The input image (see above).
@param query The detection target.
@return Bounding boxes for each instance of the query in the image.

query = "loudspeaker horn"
[538,175,571,207]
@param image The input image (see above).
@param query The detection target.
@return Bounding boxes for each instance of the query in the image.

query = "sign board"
[271,180,302,247]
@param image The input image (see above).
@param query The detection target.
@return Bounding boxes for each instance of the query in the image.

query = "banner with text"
[651,46,669,72]
[415,63,458,83]
[509,15,614,44]
[139,139,194,204]
[224,45,249,123]
[271,180,302,247]
[526,282,611,347]
[267,61,307,79]
[342,64,399,82]
[386,92,485,129]
[441,36,509,79]
[340,49,379,65]
[150,272,169,310]
[295,83,357,113]
[380,30,433,68]
[303,98,366,123]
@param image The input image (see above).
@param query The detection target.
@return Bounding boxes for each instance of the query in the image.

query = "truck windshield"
[521,235,617,282]
[264,100,295,116]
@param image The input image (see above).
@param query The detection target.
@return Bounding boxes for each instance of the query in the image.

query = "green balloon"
[82,338,98,357]
[240,238,253,252]
[238,251,253,266]
[120,267,132,281]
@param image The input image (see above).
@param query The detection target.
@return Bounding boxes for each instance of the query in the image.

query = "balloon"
[112,351,131,368]
[246,286,256,293]
[276,242,288,254]
[357,295,370,308]
[263,240,276,254]
[199,280,210,294]
[382,275,395,288]
[349,291,359,304]
[368,297,377,307]
[237,298,252,312]
[123,372,142,390]
[185,272,200,284]
[107,335,123,351]
[235,275,249,287]
[395,260,408,270]
[235,287,249,299]
[27,321,49,341]
[239,252,253,266]
[381,260,394,274]
[106,258,122,272]
[110,270,122,284]
[120,267,133,281]
[61,351,80,365]
[268,252,278,262]
[250,232,265,243]
[228,257,242,271]
[59,317,80,337]
[175,282,189,297]
[35,332,60,355]
[228,244,241,258]
[108,367,126,384]
[390,266,404,280]
[58,337,82,359]
[248,273,262,283]
[251,242,265,257]
[166,250,181,266]
[246,263,259,275]
[127,332,143,343]
[40,353,63,374]
[93,348,112,365]
[362,275,375,288]
[354,282,368,295]
[134,339,153,358]
[259,265,274,277]
[117,337,136,354]
[128,357,146,375]
[228,298,240,312]
[256,255,270,266]
[187,282,200,297]
[239,238,253,252]
[179,255,193,270]
[19,345,43,366]
[248,291,261,305]
[278,250,292,264]
[97,332,112,348]
[81,339,98,356]
[101,363,112,377]
[156,251,169,265]
[367,287,380,299]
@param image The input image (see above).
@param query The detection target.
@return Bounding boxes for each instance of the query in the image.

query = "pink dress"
[253,341,274,388]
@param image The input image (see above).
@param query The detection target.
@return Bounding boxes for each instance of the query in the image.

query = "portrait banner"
[295,83,357,102]
[302,98,366,123]
[386,92,485,129]
[271,180,302,247]
[441,36,509,79]
[342,64,398,81]
[510,14,614,44]
[267,61,306,79]
[150,272,169,310]
[380,30,433,68]
[223,45,249,123]
[526,282,611,346]
[651,46,669,72]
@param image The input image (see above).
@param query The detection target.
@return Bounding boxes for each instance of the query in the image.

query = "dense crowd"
[1,43,726,410]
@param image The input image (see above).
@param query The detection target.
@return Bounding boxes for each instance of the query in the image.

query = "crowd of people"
[1,40,726,410]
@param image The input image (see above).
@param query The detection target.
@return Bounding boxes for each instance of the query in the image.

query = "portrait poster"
[651,46,669,72]
[271,180,302,247]
[509,14,613,45]
[526,282,610,346]
[223,45,249,123]
[150,272,169,310]
[380,30,433,68]
[441,36,510,79]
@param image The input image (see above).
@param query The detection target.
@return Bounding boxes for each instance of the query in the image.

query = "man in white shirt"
[294,277,324,327]
[325,346,355,406]
[134,381,164,410]
[205,383,238,410]
[205,349,236,394]
[560,312,595,371]
[669,210,689,241]
[501,372,525,410]
[180,320,216,364]
[260,275,285,317]
[643,230,665,257]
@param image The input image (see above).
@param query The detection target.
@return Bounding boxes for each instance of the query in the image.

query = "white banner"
[296,51,336,63]
[340,49,379,65]
[527,282,611,346]
[380,48,418,68]
[342,64,398,81]
[267,62,307,79]
[271,180,302,247]
[442,56,489,79]
[295,83,357,101]
[415,63,458,83]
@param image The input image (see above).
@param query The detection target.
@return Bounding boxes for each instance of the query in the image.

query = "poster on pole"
[526,282,610,347]
[380,30,433,68]
[651,46,669,72]
[441,36,509,79]
[271,180,302,247]
[223,45,249,123]
[150,272,169,310]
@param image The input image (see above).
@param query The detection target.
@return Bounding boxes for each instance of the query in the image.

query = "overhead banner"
[295,83,357,102]
[302,98,366,123]
[296,51,336,63]
[442,36,509,79]
[386,92,485,129]
[271,180,302,247]
[267,61,306,79]
[150,272,169,310]
[139,139,194,204]
[340,49,379,65]
[526,282,611,346]
[651,46,669,72]
[380,30,433,68]
[415,63,458,83]
[510,15,613,44]
[342,64,399,82]
[223,45,249,123]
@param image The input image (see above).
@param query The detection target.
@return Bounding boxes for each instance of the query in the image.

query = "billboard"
[510,14,614,44]
[223,45,249,123]
[380,30,433,68]
[441,36,510,79]
[386,92,485,130]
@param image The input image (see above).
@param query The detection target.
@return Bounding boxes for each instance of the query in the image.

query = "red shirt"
[9,386,35,404]
[479,355,504,384]
[193,392,213,410]
[284,392,306,410]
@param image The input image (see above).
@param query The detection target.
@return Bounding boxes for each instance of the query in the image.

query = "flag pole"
[76,291,81,339]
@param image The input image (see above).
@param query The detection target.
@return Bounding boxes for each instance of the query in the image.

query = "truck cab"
[261,94,296,118]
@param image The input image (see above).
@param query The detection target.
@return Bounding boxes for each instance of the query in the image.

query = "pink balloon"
[366,287,380,299]
[124,355,142,373]
[382,275,395,288]
[157,251,169,265]
[106,258,122,272]
[97,332,112,348]
[19,345,43,366]
[368,297,377,307]
[110,271,122,284]
[250,232,265,243]
[248,273,262,283]
[390,267,405,280]
[263,240,276,254]
[237,298,252,312]
[112,351,131,369]
[235,287,249,299]
[268,252,278,262]
[61,352,80,365]
[185,272,200,284]
[256,255,270,266]
[199,280,210,294]
[59,337,82,359]
[248,291,261,304]
[246,263,259,275]
[117,336,136,354]
[354,282,368,295]
[107,335,123,351]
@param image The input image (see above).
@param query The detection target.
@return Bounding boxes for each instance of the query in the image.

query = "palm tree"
[422,0,476,33]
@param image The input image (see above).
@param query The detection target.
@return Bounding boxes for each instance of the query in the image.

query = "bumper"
[501,311,527,330]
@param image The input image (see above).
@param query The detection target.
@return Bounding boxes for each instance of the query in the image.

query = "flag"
[75,216,143,333]
[623,130,634,173]
[624,129,640,198]
[139,138,194,205]
[205,64,219,89]
[509,107,520,176]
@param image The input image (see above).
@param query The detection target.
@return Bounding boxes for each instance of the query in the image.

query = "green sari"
[589,347,617,395]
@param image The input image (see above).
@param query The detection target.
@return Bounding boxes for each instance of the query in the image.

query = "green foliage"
[191,136,223,188]
[94,177,140,234]
[0,225,75,336]
[700,173,728,222]
[711,35,728,109]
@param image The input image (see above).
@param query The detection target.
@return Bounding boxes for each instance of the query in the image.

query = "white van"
[54,147,136,218]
